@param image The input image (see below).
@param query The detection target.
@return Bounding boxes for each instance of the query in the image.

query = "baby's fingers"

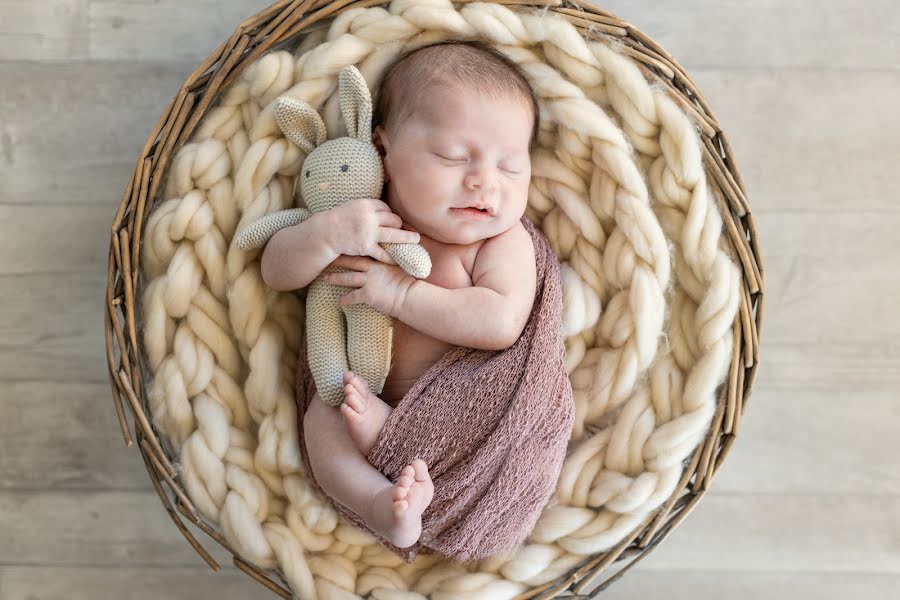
[324,271,365,287]
[376,208,403,227]
[370,245,397,265]
[379,226,421,245]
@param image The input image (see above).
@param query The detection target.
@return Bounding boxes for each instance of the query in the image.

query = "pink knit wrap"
[295,216,575,563]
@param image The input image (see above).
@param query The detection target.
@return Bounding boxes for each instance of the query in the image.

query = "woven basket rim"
[104,1,765,598]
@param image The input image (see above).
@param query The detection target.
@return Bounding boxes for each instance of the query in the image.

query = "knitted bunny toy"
[234,65,432,407]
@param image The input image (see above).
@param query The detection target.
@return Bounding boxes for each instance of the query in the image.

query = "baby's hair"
[372,39,540,153]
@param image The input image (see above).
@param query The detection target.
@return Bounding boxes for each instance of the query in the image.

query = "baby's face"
[373,86,533,245]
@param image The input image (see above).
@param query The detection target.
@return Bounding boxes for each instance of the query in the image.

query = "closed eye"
[434,153,465,163]
[435,153,521,174]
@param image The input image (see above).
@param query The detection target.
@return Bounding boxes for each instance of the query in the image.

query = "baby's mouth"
[458,204,493,215]
[452,206,494,220]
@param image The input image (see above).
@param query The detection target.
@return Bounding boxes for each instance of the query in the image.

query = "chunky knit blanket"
[295,216,575,563]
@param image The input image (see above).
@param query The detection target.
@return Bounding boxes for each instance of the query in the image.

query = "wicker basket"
[104,0,764,598]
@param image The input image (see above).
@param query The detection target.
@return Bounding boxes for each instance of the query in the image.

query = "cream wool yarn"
[139,1,741,597]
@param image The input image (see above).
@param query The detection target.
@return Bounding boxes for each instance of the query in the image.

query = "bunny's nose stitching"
[318,181,331,191]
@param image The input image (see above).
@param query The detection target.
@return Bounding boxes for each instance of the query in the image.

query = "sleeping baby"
[260,40,541,551]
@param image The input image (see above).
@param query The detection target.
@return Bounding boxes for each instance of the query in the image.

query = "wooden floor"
[2,1,897,598]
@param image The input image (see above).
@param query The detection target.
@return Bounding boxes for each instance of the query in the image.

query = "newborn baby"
[261,40,540,551]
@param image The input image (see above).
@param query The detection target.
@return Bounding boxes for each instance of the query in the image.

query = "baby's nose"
[318,181,331,191]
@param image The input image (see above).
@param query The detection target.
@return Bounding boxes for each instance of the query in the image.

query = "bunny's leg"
[340,305,396,455]
[306,277,351,406]
[344,304,394,395]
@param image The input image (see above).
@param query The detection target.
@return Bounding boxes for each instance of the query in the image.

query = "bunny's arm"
[234,207,313,250]
[381,242,432,279]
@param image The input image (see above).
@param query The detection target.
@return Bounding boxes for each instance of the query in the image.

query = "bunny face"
[273,65,384,215]
[300,137,384,213]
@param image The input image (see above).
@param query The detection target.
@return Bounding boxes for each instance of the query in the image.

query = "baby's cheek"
[411,169,452,200]
[413,165,444,185]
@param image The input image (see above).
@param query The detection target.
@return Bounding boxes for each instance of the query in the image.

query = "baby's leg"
[303,392,435,549]
[339,370,394,456]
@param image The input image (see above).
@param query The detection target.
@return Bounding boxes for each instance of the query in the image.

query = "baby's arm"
[260,211,340,291]
[396,222,537,351]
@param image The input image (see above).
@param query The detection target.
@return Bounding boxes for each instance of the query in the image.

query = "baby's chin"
[424,216,518,245]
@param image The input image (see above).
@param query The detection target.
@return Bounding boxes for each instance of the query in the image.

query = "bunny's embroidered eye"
[305,170,310,178]
[340,164,349,172]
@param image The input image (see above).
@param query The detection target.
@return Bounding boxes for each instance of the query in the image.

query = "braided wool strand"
[139,1,741,598]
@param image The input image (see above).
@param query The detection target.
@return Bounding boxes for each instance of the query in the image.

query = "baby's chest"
[394,245,476,347]
[381,246,478,403]
[421,245,477,290]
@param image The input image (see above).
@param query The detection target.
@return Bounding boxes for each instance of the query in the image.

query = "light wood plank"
[2,566,896,600]
[0,273,107,382]
[3,205,894,382]
[634,494,900,574]
[1,207,897,499]
[0,204,110,274]
[3,65,898,214]
[2,372,894,497]
[6,0,891,69]
[588,570,900,599]
[0,1,89,61]
[0,61,191,206]
[0,566,264,600]
[754,211,900,387]
[0,381,150,489]
[0,1,272,62]
[760,342,900,389]
[0,490,238,566]
[4,64,898,216]
[0,339,894,497]
[88,0,273,62]
[689,69,900,212]
[711,386,900,495]
[2,491,897,572]
[599,0,900,70]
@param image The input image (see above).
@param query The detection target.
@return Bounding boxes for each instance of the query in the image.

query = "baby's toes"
[395,474,414,494]
[346,371,371,397]
[342,385,363,412]
[411,459,429,482]
[339,402,358,424]
[392,488,412,511]
[393,468,415,496]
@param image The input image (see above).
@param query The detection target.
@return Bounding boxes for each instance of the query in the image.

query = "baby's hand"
[320,198,420,264]
[323,255,416,318]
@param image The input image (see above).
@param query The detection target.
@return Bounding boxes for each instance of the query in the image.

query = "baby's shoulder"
[476,219,533,260]
[471,220,536,295]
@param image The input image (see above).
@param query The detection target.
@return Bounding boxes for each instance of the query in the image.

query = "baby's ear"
[372,125,387,157]
[372,125,390,183]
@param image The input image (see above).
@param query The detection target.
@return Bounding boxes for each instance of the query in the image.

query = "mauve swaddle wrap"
[295,216,575,563]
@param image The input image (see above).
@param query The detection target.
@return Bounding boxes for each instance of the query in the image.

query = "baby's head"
[372,40,539,245]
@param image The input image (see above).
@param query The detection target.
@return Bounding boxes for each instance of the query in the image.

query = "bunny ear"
[338,65,373,142]
[274,96,327,154]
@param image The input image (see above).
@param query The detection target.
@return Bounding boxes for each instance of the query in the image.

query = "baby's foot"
[339,370,393,456]
[368,459,434,549]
